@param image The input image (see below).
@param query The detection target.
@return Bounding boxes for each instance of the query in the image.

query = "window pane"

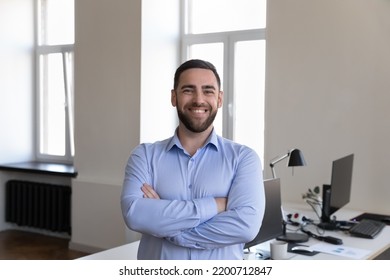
[39,53,66,156]
[188,43,224,135]
[64,52,75,157]
[234,40,266,160]
[38,0,74,45]
[187,0,266,34]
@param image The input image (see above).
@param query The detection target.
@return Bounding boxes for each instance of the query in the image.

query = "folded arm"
[166,150,265,249]
[121,145,222,238]
[142,183,227,213]
[121,144,265,248]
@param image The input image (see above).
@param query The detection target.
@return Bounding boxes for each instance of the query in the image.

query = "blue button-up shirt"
[121,129,265,259]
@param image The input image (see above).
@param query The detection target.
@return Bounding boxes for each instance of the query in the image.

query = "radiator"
[5,180,71,234]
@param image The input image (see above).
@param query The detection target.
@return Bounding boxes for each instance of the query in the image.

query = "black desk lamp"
[270,148,306,179]
[269,148,309,243]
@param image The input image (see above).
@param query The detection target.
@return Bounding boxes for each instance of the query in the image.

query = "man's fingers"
[215,197,227,213]
[141,183,160,199]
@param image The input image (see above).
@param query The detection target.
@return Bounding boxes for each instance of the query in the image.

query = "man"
[121,59,265,259]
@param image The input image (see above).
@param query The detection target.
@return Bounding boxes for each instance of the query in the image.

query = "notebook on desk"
[351,212,390,225]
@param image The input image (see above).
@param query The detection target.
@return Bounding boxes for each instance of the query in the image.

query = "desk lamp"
[269,148,309,243]
[270,148,306,179]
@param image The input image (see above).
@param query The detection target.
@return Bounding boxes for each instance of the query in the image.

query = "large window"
[36,0,75,163]
[182,0,267,161]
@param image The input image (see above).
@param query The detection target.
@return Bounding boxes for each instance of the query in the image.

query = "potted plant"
[302,186,322,218]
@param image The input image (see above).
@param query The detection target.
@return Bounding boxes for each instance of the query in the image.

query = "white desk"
[79,203,390,260]
[247,203,390,260]
[79,239,139,260]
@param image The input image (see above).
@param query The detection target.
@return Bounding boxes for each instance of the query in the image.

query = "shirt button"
[188,184,192,189]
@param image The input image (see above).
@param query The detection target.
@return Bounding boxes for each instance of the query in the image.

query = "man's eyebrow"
[202,85,216,90]
[180,84,196,89]
[180,84,217,90]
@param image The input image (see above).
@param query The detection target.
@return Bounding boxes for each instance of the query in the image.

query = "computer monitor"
[244,178,283,249]
[319,154,354,229]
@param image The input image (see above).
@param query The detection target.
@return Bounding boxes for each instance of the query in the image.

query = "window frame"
[180,1,267,161]
[34,0,75,164]
[182,29,265,140]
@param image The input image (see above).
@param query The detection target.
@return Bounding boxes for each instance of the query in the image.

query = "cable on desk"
[301,228,343,245]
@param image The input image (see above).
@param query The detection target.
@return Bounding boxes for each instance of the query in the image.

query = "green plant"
[302,186,321,202]
[302,186,322,218]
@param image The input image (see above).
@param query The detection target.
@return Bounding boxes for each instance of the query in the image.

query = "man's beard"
[176,104,217,133]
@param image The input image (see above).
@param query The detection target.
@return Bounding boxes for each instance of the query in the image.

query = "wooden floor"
[0,230,89,260]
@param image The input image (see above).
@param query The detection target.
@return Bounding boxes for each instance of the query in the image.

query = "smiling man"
[121,59,265,260]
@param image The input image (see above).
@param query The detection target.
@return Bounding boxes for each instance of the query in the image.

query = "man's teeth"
[192,109,206,113]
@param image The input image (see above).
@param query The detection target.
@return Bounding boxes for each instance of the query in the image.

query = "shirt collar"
[167,127,219,152]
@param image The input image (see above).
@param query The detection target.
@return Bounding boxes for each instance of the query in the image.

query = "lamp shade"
[287,149,306,167]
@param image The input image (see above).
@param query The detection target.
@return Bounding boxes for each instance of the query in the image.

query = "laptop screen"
[244,178,283,249]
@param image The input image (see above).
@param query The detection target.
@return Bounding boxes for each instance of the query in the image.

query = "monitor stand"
[319,184,355,231]
[318,220,356,231]
[317,221,340,230]
[318,184,341,231]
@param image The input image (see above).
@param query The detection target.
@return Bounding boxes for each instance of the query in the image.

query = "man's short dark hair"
[173,59,221,90]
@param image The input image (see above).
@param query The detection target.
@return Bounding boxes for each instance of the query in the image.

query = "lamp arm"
[269,152,290,178]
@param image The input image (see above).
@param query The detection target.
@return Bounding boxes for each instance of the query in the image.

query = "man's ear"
[171,90,177,107]
[218,91,224,108]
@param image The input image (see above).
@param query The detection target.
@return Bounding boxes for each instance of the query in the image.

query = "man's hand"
[142,183,227,213]
[215,197,227,213]
[141,183,160,199]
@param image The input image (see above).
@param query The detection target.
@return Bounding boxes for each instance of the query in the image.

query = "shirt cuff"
[193,196,218,224]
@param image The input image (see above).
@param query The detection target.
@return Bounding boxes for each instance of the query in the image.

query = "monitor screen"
[329,153,354,215]
[244,178,283,249]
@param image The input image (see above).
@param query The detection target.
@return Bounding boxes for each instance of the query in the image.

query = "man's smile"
[190,108,208,114]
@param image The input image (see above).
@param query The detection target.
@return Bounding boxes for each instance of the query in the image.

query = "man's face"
[171,68,223,133]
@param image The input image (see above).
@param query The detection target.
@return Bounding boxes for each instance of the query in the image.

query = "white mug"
[270,240,288,260]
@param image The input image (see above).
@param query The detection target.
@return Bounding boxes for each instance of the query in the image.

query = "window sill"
[0,161,77,178]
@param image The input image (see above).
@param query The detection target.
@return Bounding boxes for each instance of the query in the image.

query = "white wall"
[265,0,390,214]
[71,0,180,252]
[0,0,34,230]
[71,0,142,251]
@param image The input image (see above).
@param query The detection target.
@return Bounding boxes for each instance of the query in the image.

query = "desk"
[79,203,390,260]
[247,203,390,260]
[79,240,139,260]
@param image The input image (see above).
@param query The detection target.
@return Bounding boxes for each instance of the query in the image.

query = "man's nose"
[192,90,204,103]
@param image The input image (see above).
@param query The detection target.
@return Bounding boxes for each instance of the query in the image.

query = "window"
[36,0,75,163]
[182,0,267,162]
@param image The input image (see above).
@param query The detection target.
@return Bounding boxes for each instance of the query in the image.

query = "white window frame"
[181,3,266,157]
[181,29,265,140]
[34,0,74,164]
